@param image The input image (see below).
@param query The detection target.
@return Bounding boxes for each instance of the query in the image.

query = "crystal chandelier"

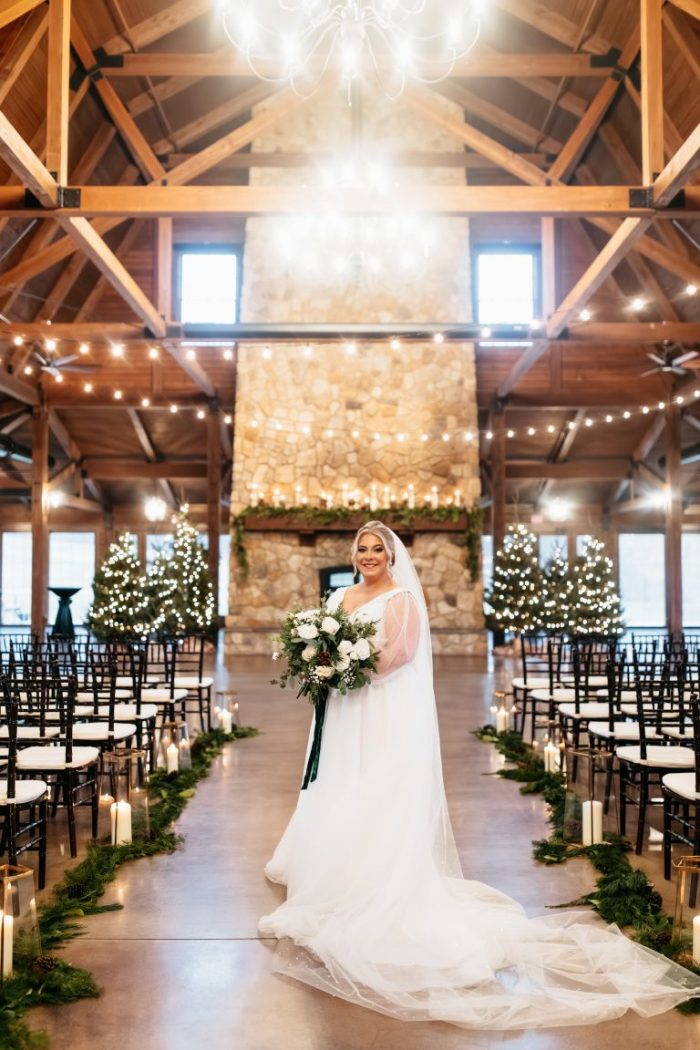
[221,1,485,100]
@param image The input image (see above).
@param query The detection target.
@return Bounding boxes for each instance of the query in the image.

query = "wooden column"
[641,0,664,184]
[665,401,683,637]
[491,405,506,555]
[207,403,222,619]
[30,406,49,636]
[155,218,172,319]
[46,0,70,183]
[540,217,556,321]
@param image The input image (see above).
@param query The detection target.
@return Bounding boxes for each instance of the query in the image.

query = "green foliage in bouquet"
[272,599,379,705]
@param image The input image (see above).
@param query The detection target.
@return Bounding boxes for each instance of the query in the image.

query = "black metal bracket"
[629,187,654,209]
[591,46,622,70]
[23,188,41,209]
[165,323,183,339]
[94,47,124,70]
[57,186,81,208]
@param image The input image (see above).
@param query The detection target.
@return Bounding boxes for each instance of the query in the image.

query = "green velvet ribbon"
[301,690,328,790]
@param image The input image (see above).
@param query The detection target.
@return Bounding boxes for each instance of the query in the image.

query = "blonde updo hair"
[351,520,396,574]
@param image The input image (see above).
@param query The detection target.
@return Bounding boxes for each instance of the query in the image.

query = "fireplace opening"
[319,565,357,598]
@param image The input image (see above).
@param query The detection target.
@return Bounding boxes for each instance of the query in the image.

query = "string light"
[111,343,124,358]
[223,348,234,360]
[45,338,57,352]
[79,343,89,355]
[224,414,232,425]
[579,308,591,321]
[527,426,536,436]
[686,283,698,296]
[197,409,206,419]
[480,327,492,338]
[148,347,159,360]
[186,349,197,360]
[390,337,401,350]
[345,341,357,355]
[54,373,63,384]
[433,333,444,344]
[13,335,23,347]
[141,397,150,408]
[170,404,179,414]
[630,297,645,312]
[23,365,32,375]
[84,382,93,393]
[262,345,272,360]
[114,389,123,400]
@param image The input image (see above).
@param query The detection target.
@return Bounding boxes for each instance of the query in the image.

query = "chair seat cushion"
[663,771,700,801]
[72,703,158,721]
[616,744,695,768]
[17,745,100,770]
[142,688,188,703]
[558,702,612,720]
[661,726,696,741]
[530,688,577,703]
[72,722,138,742]
[560,674,608,688]
[115,676,160,689]
[76,689,133,703]
[0,779,48,805]
[511,676,550,692]
[173,675,214,690]
[588,721,662,742]
[595,688,637,701]
[0,725,60,741]
[620,704,679,720]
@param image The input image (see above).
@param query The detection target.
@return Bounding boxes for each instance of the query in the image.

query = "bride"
[259,521,700,1029]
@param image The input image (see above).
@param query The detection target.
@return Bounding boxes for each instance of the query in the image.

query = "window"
[539,534,567,568]
[176,246,240,324]
[683,533,700,627]
[618,533,665,627]
[48,532,96,626]
[474,247,538,325]
[1,533,32,625]
[576,534,592,557]
[146,533,173,567]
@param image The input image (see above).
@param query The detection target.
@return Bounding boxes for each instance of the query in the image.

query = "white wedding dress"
[259,535,700,1029]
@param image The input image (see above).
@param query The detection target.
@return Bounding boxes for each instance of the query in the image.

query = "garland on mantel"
[0,726,259,1050]
[475,725,700,1011]
[231,503,484,583]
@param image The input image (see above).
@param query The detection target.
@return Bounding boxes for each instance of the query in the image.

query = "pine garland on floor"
[0,725,259,1050]
[474,725,700,1011]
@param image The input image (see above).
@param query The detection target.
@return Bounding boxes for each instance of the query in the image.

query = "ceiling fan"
[641,345,700,378]
[31,348,98,379]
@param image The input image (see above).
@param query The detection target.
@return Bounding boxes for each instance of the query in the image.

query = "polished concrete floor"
[27,653,700,1049]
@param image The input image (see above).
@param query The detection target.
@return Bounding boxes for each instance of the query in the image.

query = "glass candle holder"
[215,690,238,733]
[157,720,191,773]
[99,748,150,846]
[0,864,40,979]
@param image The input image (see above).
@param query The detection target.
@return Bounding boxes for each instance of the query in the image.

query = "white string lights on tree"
[220,0,486,100]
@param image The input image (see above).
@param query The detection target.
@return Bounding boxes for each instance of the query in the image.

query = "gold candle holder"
[672,856,700,944]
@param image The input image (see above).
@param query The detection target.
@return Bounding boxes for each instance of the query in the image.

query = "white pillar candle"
[220,709,233,734]
[369,484,378,512]
[693,916,700,965]
[166,741,179,774]
[454,488,462,507]
[431,485,439,509]
[496,707,509,733]
[544,742,558,773]
[408,484,415,509]
[232,701,240,726]
[2,910,12,978]
[582,800,604,846]
[110,800,133,845]
[213,705,221,728]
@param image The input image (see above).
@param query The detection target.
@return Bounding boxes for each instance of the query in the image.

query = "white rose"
[272,651,280,661]
[297,623,319,640]
[335,655,350,672]
[316,666,335,679]
[321,616,340,636]
[302,645,317,662]
[353,638,371,661]
[338,639,354,656]
[294,608,316,621]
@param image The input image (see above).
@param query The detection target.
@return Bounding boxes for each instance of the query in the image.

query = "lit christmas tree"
[87,532,150,641]
[569,537,625,637]
[541,546,574,635]
[147,506,215,637]
[484,524,543,635]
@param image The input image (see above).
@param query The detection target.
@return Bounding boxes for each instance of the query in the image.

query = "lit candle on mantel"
[424,493,431,506]
[342,484,349,508]
[382,485,390,507]
[370,483,378,511]
[402,491,409,506]
[294,483,302,505]
[389,492,397,508]
[454,488,462,507]
[408,483,415,509]
[431,485,439,510]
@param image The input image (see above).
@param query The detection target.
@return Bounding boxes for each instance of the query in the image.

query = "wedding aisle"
[28,653,700,1050]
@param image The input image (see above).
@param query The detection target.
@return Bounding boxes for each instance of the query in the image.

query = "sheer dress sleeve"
[374,591,421,678]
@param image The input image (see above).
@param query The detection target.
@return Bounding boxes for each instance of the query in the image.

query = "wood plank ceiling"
[0,0,698,521]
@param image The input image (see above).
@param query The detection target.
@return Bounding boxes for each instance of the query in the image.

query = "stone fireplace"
[225,85,485,657]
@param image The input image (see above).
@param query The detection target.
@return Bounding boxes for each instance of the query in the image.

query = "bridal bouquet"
[272,600,379,788]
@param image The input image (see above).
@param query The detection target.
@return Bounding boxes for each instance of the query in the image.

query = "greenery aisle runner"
[0,726,258,1050]
[475,725,700,1011]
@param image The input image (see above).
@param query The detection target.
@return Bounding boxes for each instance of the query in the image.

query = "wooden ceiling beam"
[56,216,166,337]
[151,82,272,155]
[548,29,639,182]
[46,0,71,185]
[641,0,665,184]
[492,0,613,54]
[0,111,57,206]
[585,216,700,285]
[84,458,208,479]
[0,215,127,288]
[0,6,47,106]
[126,407,177,507]
[654,121,700,206]
[436,81,562,154]
[497,341,548,400]
[0,408,30,435]
[0,0,44,31]
[162,150,552,170]
[664,6,700,83]
[0,369,38,404]
[21,183,693,218]
[101,0,210,54]
[667,0,700,18]
[507,459,630,480]
[74,220,141,321]
[567,321,700,343]
[103,51,614,79]
[70,18,165,182]
[162,343,215,398]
